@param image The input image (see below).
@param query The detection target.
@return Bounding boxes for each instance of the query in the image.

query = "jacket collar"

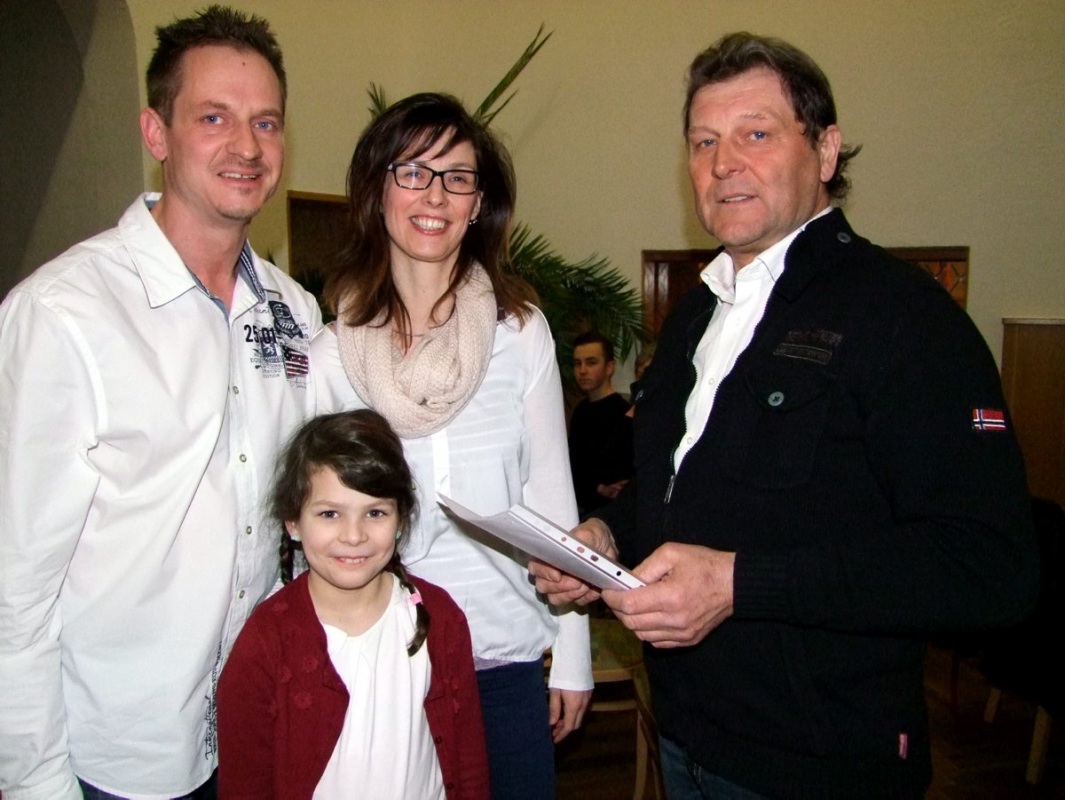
[773,208,858,303]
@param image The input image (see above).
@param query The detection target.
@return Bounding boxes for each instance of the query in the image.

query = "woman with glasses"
[313,93,592,799]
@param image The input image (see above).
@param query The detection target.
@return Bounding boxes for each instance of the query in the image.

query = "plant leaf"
[474,24,552,123]
[509,223,647,396]
[367,82,389,119]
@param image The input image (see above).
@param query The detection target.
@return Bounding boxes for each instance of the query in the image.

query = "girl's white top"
[313,575,444,800]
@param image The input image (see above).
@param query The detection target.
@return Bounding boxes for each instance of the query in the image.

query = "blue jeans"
[476,658,554,799]
[79,771,216,800]
[660,736,767,800]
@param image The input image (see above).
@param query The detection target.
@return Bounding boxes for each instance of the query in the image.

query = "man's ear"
[606,359,617,381]
[140,107,169,163]
[818,124,842,184]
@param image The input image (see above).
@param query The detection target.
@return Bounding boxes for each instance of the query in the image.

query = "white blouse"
[313,308,592,691]
[314,576,444,800]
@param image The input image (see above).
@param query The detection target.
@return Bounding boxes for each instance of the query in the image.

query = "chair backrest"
[979,497,1065,714]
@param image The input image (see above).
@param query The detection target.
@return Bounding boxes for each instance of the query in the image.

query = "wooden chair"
[980,497,1065,784]
[632,662,665,800]
[584,615,664,799]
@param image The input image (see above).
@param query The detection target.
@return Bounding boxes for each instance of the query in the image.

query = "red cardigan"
[217,572,489,799]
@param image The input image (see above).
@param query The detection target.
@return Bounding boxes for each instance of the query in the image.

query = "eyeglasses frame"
[386,162,481,195]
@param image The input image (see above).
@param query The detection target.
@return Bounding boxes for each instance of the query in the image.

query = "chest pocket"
[716,363,835,489]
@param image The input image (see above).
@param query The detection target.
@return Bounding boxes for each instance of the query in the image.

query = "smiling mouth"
[720,194,754,204]
[412,216,446,232]
[219,172,260,182]
[333,556,370,566]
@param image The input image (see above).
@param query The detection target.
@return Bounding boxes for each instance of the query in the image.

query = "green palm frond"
[474,24,552,125]
[367,82,389,118]
[510,224,646,394]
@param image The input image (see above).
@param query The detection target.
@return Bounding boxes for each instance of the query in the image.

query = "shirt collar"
[136,194,264,310]
[700,205,833,303]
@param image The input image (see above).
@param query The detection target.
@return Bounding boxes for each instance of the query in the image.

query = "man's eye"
[318,510,338,519]
[750,131,768,140]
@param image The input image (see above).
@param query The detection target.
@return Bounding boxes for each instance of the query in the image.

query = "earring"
[288,532,301,543]
[468,217,478,226]
[395,530,402,540]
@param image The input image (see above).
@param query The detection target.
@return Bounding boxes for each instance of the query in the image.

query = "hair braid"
[390,554,430,656]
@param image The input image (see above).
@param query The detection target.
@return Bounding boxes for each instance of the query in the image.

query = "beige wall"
[123,0,1065,368]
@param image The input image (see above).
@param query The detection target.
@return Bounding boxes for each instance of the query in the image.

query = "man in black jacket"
[533,32,1037,798]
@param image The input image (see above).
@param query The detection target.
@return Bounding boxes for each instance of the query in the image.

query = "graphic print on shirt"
[203,642,222,761]
[244,299,311,387]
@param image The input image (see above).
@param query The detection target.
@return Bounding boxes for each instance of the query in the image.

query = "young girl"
[217,410,489,799]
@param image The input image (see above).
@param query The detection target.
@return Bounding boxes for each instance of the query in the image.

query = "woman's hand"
[548,687,592,742]
[529,518,617,606]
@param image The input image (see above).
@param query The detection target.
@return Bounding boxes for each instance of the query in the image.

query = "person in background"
[633,341,656,383]
[568,330,633,515]
[218,410,489,799]
[0,7,322,799]
[314,92,591,799]
[533,31,1037,799]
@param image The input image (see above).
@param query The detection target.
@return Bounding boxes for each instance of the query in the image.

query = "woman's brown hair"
[325,93,536,336]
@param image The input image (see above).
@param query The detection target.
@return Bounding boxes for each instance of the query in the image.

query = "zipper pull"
[664,474,676,504]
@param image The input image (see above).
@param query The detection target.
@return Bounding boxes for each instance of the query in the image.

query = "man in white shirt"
[534,32,1036,798]
[0,7,322,799]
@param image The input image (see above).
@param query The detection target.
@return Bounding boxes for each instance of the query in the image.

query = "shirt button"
[768,391,785,407]
[245,526,253,536]
[232,385,240,394]
[239,454,247,463]
[837,232,852,244]
[238,589,246,599]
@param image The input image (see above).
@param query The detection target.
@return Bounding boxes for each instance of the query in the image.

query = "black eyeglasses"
[387,162,480,195]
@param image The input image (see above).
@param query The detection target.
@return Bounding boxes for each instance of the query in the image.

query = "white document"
[437,494,644,591]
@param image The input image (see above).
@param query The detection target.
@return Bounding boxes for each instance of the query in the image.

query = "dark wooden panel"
[886,246,969,309]
[640,249,717,337]
[1001,318,1065,508]
[286,190,347,283]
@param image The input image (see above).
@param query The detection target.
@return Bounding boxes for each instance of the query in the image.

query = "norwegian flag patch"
[971,408,1007,432]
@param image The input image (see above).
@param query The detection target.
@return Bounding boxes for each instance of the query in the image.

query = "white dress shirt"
[675,208,832,472]
[0,195,323,800]
[314,308,593,691]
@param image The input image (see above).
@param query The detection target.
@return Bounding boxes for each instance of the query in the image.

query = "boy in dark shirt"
[568,331,633,515]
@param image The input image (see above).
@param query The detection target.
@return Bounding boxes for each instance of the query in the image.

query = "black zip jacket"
[600,209,1038,798]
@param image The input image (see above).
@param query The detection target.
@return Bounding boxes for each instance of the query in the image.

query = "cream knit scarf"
[336,264,497,438]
